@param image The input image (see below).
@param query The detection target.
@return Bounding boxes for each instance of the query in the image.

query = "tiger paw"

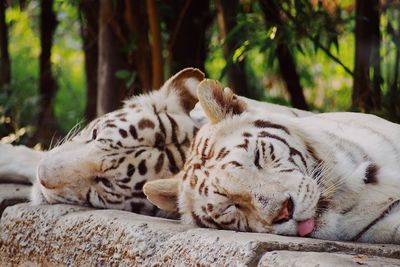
[0,143,44,184]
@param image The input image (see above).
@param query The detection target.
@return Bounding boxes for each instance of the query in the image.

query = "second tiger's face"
[178,115,323,237]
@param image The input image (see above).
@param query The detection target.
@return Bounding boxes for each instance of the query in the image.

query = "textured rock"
[258,251,400,267]
[0,184,30,216]
[0,203,400,266]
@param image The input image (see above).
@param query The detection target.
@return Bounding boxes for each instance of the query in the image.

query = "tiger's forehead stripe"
[254,119,290,135]
[257,130,308,169]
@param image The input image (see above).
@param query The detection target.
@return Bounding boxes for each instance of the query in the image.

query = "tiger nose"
[272,197,294,224]
[37,165,57,189]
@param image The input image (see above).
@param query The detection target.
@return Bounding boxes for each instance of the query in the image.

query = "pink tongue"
[297,219,315,237]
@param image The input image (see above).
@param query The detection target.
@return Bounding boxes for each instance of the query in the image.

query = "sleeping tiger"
[0,68,308,217]
[29,68,204,217]
[144,79,400,244]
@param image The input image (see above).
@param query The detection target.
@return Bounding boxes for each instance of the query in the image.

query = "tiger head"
[34,68,204,216]
[145,79,329,236]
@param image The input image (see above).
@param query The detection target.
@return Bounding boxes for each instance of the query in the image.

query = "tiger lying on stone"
[0,68,308,218]
[145,79,400,244]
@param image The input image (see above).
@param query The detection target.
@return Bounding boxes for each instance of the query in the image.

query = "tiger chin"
[144,79,400,244]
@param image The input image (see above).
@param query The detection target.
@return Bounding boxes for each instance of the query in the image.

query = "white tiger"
[0,69,309,218]
[145,79,400,244]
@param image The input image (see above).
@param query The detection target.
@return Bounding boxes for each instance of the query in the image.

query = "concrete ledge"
[1,204,400,266]
[258,251,400,267]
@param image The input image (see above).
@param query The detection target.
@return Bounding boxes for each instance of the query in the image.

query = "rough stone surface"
[0,184,30,216]
[258,251,400,267]
[1,203,400,266]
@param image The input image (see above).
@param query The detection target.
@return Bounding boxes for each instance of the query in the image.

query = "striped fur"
[146,79,400,244]
[30,71,311,218]
[32,68,204,217]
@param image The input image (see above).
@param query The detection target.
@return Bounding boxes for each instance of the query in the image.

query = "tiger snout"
[37,164,57,189]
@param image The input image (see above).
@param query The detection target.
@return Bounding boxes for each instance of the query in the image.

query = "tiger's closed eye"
[95,176,112,188]
[221,203,241,214]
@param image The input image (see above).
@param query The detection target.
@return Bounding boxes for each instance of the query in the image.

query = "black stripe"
[154,153,165,173]
[131,202,145,213]
[279,168,296,173]
[131,192,147,198]
[364,163,379,184]
[220,218,236,226]
[127,164,136,177]
[86,189,93,207]
[153,105,166,136]
[191,211,207,228]
[135,149,146,157]
[166,113,178,143]
[254,120,290,134]
[134,180,146,190]
[351,199,400,241]
[254,148,262,169]
[258,131,307,169]
[104,198,123,205]
[201,138,209,158]
[269,143,276,161]
[165,147,179,174]
[117,184,131,190]
[213,191,228,198]
[129,125,138,139]
[95,176,112,188]
[176,143,186,163]
[202,216,222,229]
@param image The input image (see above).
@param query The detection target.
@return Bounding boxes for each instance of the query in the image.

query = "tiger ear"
[143,177,179,212]
[197,79,247,124]
[162,68,205,113]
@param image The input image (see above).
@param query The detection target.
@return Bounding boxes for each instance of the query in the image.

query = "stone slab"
[1,203,400,266]
[258,251,400,267]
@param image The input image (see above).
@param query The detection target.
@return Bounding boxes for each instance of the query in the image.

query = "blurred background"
[0,0,399,148]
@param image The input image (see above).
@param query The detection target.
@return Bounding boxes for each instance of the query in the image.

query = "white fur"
[179,108,400,243]
[0,143,44,184]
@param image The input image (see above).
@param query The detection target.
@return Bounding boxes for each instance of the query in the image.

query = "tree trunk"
[33,0,59,146]
[276,44,308,110]
[259,0,308,110]
[370,2,381,108]
[216,0,250,97]
[79,0,99,122]
[389,21,400,116]
[146,0,163,89]
[124,0,152,92]
[0,0,10,88]
[352,0,381,112]
[97,0,128,116]
[165,0,211,74]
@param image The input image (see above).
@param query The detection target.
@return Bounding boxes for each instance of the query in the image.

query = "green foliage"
[0,1,85,143]
[53,0,85,132]
[206,1,355,111]
[0,5,41,143]
[115,69,137,89]
[3,0,400,147]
